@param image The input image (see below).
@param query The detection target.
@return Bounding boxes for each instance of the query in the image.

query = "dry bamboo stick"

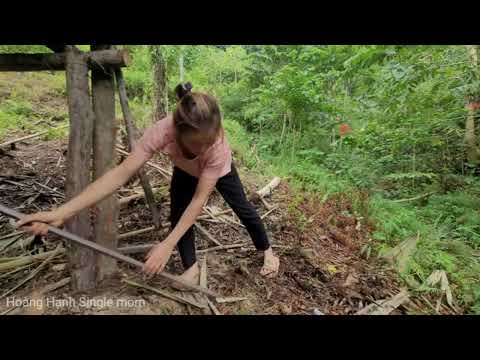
[116,147,172,178]
[0,248,66,272]
[261,205,279,220]
[0,231,25,241]
[216,296,248,304]
[195,222,223,246]
[206,297,222,315]
[123,279,207,309]
[0,245,63,299]
[0,125,68,149]
[118,226,156,240]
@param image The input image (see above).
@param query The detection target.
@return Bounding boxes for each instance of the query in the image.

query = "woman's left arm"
[143,176,216,275]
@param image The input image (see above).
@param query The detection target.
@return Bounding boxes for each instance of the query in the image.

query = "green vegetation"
[1,45,479,313]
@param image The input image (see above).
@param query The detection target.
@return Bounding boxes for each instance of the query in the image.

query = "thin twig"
[118,226,156,240]
[206,297,222,315]
[261,205,279,220]
[393,192,435,203]
[195,222,223,246]
[0,125,68,149]
[116,147,172,178]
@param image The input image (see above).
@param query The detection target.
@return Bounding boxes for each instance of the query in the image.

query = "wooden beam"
[45,44,68,53]
[91,44,119,281]
[64,46,96,291]
[0,49,131,72]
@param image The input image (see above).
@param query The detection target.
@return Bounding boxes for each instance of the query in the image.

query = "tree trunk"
[151,46,168,121]
[465,45,480,165]
[0,49,130,72]
[64,46,96,291]
[91,45,119,282]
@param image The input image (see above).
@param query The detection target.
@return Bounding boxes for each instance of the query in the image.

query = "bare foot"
[260,247,280,278]
[171,262,200,292]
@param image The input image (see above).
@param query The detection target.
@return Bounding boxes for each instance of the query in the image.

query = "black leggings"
[169,163,271,269]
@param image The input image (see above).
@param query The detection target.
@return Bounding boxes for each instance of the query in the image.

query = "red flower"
[339,123,352,137]
[467,102,480,111]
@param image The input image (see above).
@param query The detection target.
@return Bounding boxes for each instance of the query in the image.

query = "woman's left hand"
[143,241,175,276]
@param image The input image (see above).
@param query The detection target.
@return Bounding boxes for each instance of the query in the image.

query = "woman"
[16,82,280,288]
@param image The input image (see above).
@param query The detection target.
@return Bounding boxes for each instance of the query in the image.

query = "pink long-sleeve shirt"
[135,116,232,181]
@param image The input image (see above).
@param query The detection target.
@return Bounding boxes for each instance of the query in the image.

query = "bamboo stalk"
[123,279,207,309]
[0,245,63,299]
[0,248,66,272]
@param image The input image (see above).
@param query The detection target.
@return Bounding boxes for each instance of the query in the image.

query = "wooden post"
[64,46,96,291]
[91,45,119,281]
[115,68,161,228]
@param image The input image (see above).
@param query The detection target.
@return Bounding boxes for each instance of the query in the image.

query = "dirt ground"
[0,134,417,315]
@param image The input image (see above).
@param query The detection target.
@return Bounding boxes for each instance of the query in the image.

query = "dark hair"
[173,82,223,145]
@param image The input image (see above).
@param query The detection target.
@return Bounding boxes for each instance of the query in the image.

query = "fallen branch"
[206,297,222,315]
[118,242,291,255]
[260,197,273,210]
[216,296,248,304]
[123,279,207,309]
[197,243,248,254]
[195,222,223,246]
[33,181,65,198]
[355,289,409,315]
[117,244,158,255]
[118,188,163,206]
[197,208,233,221]
[0,245,63,299]
[39,277,70,294]
[261,205,279,220]
[255,177,281,199]
[392,192,435,203]
[118,226,156,240]
[0,125,68,149]
[380,232,420,273]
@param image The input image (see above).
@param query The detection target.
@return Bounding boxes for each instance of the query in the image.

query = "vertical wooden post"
[91,45,119,281]
[116,68,161,228]
[64,46,96,291]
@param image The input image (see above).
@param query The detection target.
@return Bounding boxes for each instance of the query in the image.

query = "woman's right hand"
[16,211,65,236]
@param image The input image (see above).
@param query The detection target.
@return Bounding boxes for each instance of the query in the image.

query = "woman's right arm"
[16,150,149,235]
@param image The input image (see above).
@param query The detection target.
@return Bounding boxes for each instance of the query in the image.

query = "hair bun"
[175,82,193,100]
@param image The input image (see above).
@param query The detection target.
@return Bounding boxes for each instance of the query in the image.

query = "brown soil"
[0,135,412,315]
